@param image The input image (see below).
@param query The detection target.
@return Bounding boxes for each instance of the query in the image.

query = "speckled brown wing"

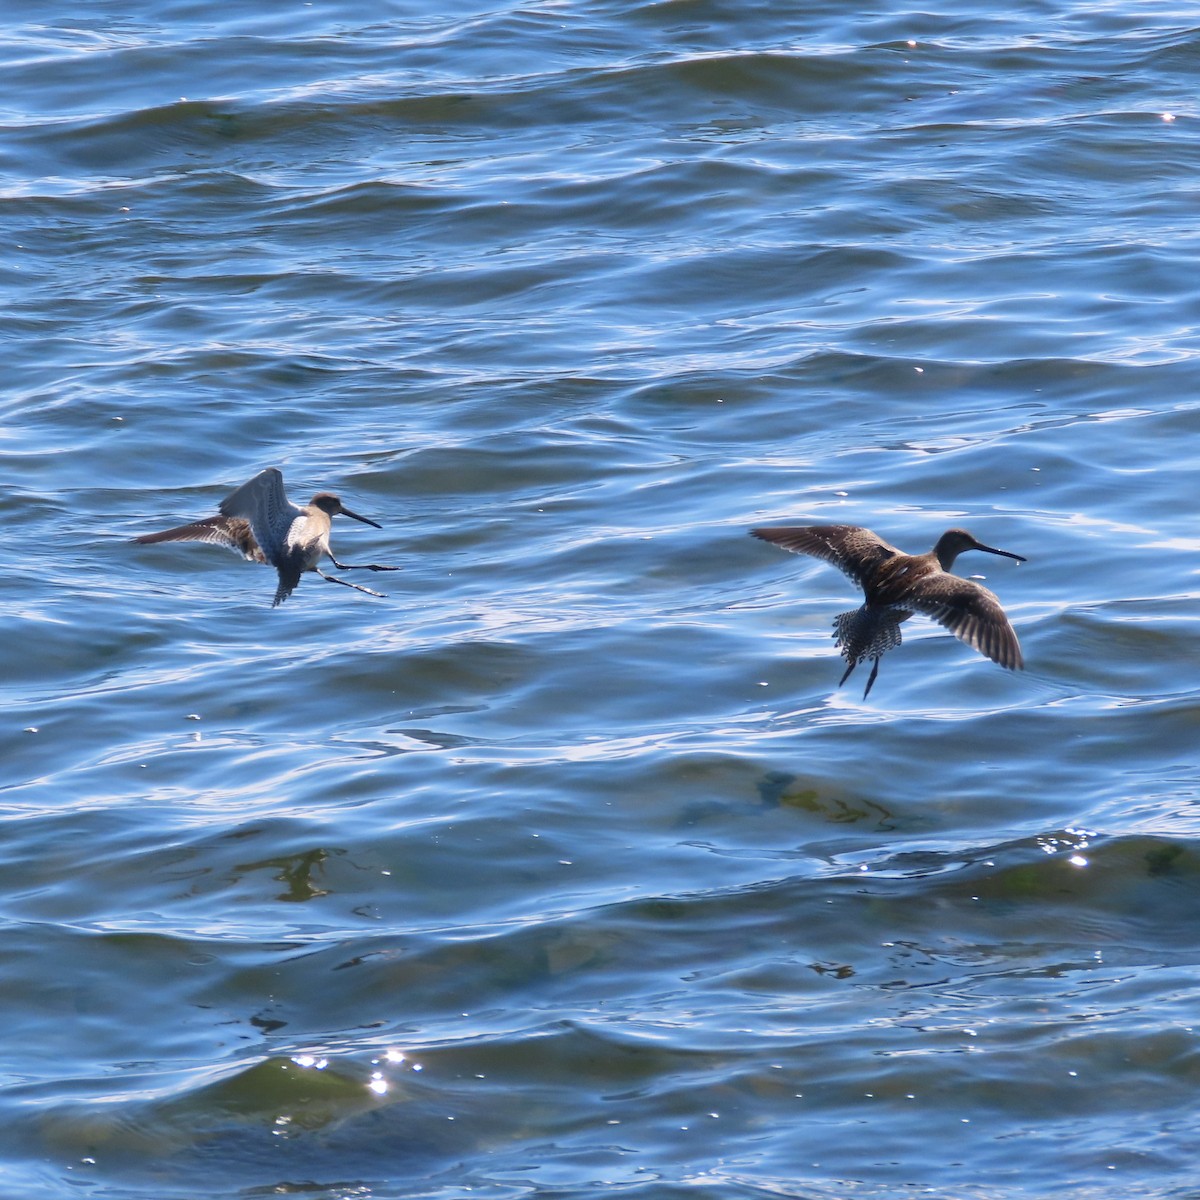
[132,515,266,563]
[750,525,902,589]
[905,576,1024,670]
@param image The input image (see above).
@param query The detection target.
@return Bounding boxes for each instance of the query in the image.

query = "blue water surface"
[2,2,1200,1198]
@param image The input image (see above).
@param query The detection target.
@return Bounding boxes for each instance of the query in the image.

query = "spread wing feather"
[219,467,297,567]
[906,578,1023,670]
[132,515,264,562]
[750,524,901,588]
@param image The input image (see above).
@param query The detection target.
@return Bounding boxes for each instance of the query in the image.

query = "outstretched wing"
[906,577,1024,670]
[219,468,297,567]
[750,524,901,589]
[132,515,264,563]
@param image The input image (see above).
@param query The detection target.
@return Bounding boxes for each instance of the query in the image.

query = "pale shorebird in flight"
[751,524,1025,698]
[133,467,399,606]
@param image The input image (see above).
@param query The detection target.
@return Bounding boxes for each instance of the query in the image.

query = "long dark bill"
[340,508,382,529]
[975,542,1026,563]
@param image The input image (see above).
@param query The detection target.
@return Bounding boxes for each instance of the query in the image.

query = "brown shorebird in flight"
[751,524,1025,698]
[133,467,399,606]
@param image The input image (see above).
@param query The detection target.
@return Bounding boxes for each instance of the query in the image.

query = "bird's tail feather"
[833,607,902,667]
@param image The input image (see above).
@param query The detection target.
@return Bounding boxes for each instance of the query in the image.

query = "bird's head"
[934,528,1025,571]
[310,493,382,529]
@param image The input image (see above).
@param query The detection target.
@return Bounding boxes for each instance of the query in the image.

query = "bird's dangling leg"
[327,554,401,573]
[838,658,858,688]
[315,567,387,598]
[862,656,882,699]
